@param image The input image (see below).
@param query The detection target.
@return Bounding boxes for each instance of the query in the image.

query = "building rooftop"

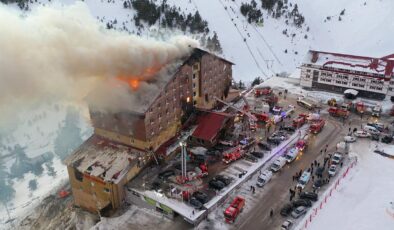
[192,111,233,142]
[64,135,145,184]
[303,50,394,77]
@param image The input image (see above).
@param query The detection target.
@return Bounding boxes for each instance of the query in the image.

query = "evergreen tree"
[54,108,83,161]
[10,145,31,179]
[28,179,38,191]
[211,32,223,53]
[251,77,262,87]
[0,158,14,211]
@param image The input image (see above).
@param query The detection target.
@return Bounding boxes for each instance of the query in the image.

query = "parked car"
[300,192,318,201]
[354,130,371,138]
[256,170,273,187]
[258,142,271,151]
[244,154,258,163]
[381,135,393,144]
[363,125,380,135]
[315,167,324,178]
[331,153,343,165]
[192,191,209,204]
[367,122,384,132]
[292,199,312,208]
[158,170,175,180]
[328,165,338,177]
[291,206,307,218]
[251,151,264,159]
[189,197,203,209]
[371,134,380,141]
[344,135,357,143]
[270,157,287,172]
[213,175,233,186]
[209,179,225,190]
[297,171,311,189]
[313,179,328,189]
[280,203,293,217]
[267,137,281,145]
[281,220,294,230]
[280,125,296,133]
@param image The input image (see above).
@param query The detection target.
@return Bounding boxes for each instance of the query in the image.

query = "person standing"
[270,209,274,217]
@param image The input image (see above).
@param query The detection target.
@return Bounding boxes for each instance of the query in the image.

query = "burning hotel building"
[65,48,233,214]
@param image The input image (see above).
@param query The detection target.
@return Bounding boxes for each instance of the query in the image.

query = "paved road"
[235,115,344,230]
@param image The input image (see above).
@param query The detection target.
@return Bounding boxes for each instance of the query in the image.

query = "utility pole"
[180,142,187,183]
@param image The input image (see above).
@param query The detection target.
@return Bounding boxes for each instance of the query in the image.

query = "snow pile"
[296,139,394,230]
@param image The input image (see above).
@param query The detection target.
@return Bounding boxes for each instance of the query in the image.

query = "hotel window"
[389,87,393,91]
[336,80,341,84]
[306,69,311,73]
[370,86,376,90]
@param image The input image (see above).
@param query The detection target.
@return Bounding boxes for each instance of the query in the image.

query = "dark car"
[292,199,312,208]
[150,181,161,191]
[300,192,318,202]
[189,197,203,209]
[381,135,393,144]
[158,170,175,180]
[280,203,293,217]
[209,179,225,190]
[258,142,271,151]
[251,151,264,159]
[193,154,207,163]
[313,179,328,189]
[315,167,324,177]
[371,134,380,141]
[192,191,209,204]
[244,154,258,163]
[213,175,233,186]
[267,137,282,145]
[280,126,296,133]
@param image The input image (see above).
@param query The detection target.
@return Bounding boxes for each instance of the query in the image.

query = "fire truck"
[254,86,272,97]
[252,113,270,122]
[309,119,325,134]
[222,147,245,164]
[292,114,307,128]
[224,196,245,223]
[355,102,365,114]
[296,139,308,151]
[328,107,349,118]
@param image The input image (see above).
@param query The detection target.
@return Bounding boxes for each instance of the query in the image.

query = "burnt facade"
[90,49,233,152]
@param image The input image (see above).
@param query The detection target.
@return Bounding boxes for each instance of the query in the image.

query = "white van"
[296,171,311,189]
[284,148,299,163]
[256,170,273,187]
[363,125,380,135]
[270,156,287,172]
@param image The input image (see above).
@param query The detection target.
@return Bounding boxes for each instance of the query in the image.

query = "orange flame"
[116,65,164,91]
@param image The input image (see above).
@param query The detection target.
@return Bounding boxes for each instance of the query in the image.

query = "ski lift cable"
[230,0,284,66]
[216,0,267,77]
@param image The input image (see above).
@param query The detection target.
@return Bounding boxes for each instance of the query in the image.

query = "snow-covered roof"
[64,135,144,184]
[303,50,394,77]
[344,89,359,96]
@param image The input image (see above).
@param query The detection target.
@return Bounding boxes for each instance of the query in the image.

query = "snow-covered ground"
[0,102,92,227]
[296,140,394,230]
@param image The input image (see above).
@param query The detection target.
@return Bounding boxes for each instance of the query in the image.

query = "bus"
[297,99,315,110]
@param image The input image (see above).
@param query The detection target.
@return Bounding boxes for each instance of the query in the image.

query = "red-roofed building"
[189,111,234,147]
[300,50,394,100]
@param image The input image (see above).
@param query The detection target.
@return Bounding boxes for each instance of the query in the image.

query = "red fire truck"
[309,119,325,134]
[222,147,244,164]
[253,113,270,122]
[292,114,307,128]
[254,86,272,97]
[224,196,245,223]
[328,107,349,118]
[355,102,365,114]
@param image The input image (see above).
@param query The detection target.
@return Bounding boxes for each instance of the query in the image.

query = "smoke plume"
[0,2,198,127]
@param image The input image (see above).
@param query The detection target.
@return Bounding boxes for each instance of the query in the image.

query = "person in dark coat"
[270,209,274,217]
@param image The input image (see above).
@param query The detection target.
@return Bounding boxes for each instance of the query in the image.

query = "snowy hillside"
[0,102,92,226]
[5,0,394,81]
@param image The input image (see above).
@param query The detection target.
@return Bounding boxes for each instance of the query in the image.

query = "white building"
[300,50,394,100]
